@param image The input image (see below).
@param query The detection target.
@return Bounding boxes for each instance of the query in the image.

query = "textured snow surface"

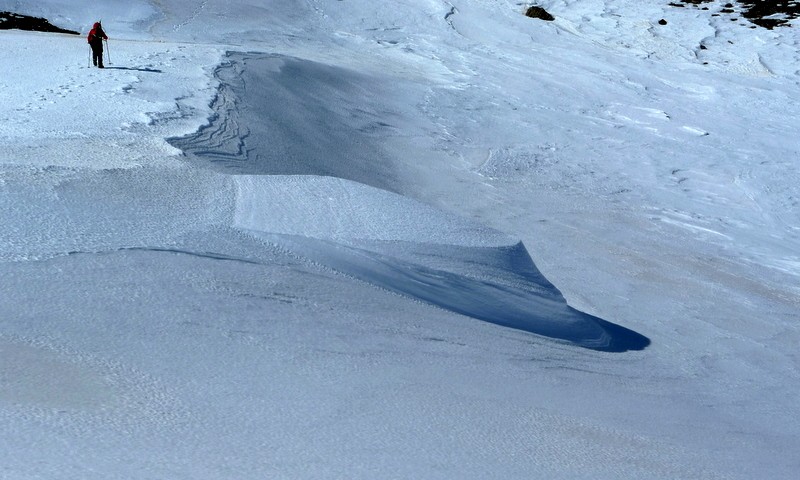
[1,0,799,478]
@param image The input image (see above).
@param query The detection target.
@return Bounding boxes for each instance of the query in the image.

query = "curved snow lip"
[262,233,650,352]
[234,175,649,352]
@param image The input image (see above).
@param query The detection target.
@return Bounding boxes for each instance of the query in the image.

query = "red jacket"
[87,22,108,46]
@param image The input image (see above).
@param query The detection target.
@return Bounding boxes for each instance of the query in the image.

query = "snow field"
[0,30,222,170]
[1,0,799,478]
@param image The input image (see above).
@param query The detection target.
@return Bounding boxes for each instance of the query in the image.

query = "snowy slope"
[1,0,799,478]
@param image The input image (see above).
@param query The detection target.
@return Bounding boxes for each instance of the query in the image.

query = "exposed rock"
[0,11,78,35]
[668,1,799,29]
[525,6,555,22]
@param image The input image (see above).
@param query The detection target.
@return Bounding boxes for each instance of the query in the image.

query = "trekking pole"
[88,48,91,68]
[105,39,111,64]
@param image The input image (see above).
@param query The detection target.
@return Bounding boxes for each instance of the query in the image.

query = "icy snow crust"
[1,0,799,478]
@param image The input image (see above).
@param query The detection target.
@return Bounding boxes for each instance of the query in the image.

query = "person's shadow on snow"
[104,66,163,73]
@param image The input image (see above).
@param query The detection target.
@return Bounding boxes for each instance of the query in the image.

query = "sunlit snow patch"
[234,175,649,352]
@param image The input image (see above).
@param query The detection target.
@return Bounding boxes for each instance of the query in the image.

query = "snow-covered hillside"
[1,0,798,478]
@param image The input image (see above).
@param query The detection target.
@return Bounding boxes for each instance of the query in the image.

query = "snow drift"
[173,52,650,351]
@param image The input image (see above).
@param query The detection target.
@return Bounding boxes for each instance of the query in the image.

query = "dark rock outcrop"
[0,11,79,35]
[525,6,555,22]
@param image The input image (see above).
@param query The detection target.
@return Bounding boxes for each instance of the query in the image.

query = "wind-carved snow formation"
[170,53,649,352]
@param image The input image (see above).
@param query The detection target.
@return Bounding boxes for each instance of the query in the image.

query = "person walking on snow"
[87,21,108,68]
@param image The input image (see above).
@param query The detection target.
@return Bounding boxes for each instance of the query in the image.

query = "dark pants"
[90,43,104,67]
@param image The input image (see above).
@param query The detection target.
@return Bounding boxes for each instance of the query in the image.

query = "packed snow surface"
[1,0,798,478]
